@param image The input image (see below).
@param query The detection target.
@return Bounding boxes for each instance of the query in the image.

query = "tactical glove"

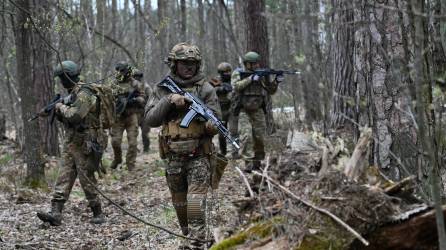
[170,94,191,108]
[250,74,260,82]
[55,103,64,112]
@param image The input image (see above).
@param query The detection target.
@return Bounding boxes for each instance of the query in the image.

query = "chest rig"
[158,85,212,159]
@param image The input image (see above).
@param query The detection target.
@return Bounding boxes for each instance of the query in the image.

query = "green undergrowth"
[210,217,284,250]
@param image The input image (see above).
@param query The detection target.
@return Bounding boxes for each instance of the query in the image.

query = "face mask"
[221,73,231,82]
[59,74,76,89]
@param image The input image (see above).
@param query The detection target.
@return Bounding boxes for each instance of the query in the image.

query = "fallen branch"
[252,171,370,246]
[235,166,255,198]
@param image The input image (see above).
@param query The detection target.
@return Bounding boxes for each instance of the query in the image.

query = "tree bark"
[180,0,187,41]
[32,0,59,156]
[331,0,356,129]
[13,0,45,187]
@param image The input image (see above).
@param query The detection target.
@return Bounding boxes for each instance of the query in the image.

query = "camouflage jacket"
[144,74,221,128]
[112,77,146,116]
[57,82,102,143]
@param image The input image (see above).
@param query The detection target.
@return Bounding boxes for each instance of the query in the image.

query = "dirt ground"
[0,130,246,249]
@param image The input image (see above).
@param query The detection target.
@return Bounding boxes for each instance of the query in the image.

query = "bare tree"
[331,0,356,131]
[243,0,275,134]
[13,0,45,187]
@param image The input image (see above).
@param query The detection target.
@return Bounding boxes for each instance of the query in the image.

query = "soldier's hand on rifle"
[169,94,191,108]
[275,74,284,83]
[250,74,260,82]
[205,120,218,135]
[55,103,64,112]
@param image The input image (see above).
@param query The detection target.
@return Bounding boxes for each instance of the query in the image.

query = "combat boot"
[110,158,122,169]
[37,201,64,226]
[90,203,106,224]
[126,162,135,171]
[244,160,261,173]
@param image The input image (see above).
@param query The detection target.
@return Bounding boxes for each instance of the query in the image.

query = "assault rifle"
[29,94,74,122]
[116,89,139,115]
[159,76,240,149]
[239,68,300,80]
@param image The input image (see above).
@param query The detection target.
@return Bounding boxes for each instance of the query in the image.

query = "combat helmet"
[243,51,260,63]
[115,61,133,82]
[54,60,80,78]
[217,62,232,73]
[167,42,202,62]
[166,43,202,73]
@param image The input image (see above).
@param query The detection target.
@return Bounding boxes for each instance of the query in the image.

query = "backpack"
[81,83,116,129]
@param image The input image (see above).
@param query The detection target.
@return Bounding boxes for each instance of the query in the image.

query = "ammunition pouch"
[159,118,213,158]
[168,139,200,155]
[210,153,228,190]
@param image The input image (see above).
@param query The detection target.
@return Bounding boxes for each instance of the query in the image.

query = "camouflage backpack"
[82,83,116,129]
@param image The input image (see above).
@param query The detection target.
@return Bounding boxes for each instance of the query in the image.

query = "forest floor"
[0,129,247,249]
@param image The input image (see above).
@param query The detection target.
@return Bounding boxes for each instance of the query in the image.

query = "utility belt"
[159,136,212,159]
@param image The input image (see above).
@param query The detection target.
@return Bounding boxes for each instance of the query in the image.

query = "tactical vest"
[74,84,101,129]
[158,83,212,159]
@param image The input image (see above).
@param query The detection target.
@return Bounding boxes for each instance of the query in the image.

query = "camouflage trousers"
[139,114,151,152]
[52,139,101,208]
[164,155,210,247]
[229,109,266,160]
[218,103,230,156]
[110,112,139,170]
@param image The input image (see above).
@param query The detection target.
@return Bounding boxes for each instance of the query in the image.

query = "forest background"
[1,0,446,211]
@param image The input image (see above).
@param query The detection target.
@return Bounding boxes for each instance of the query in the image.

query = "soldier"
[133,69,152,153]
[37,60,106,225]
[231,52,283,172]
[110,62,146,170]
[209,62,233,156]
[144,42,220,249]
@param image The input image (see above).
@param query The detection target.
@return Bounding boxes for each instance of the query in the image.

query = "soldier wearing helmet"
[37,60,107,226]
[230,51,281,177]
[109,61,146,171]
[132,69,152,152]
[144,42,221,248]
[209,62,233,155]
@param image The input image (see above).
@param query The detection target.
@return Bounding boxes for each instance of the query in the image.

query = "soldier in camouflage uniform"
[110,62,146,170]
[37,61,106,226]
[231,52,283,172]
[133,69,152,153]
[144,43,220,249]
[209,62,233,155]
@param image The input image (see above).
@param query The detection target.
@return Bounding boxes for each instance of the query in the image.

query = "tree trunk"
[13,0,45,187]
[301,0,322,129]
[331,0,356,130]
[411,0,446,246]
[243,0,275,134]
[180,0,186,41]
[157,0,167,79]
[32,0,59,156]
